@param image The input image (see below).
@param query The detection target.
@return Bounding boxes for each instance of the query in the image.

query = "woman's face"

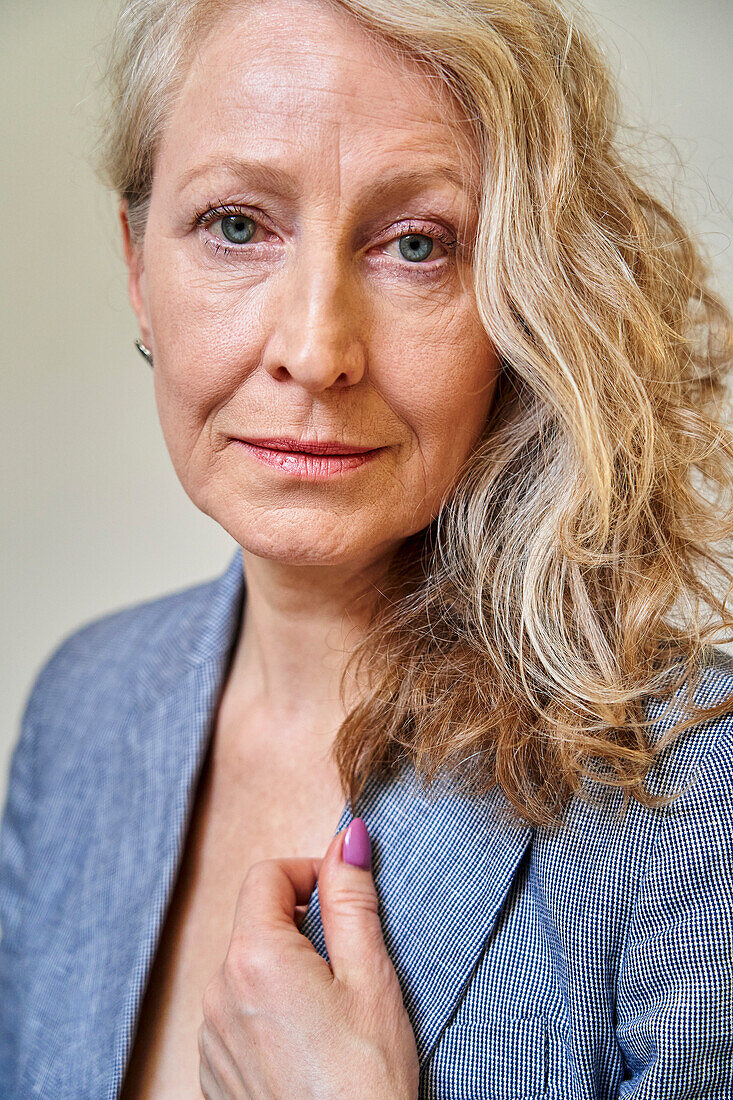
[123,0,501,570]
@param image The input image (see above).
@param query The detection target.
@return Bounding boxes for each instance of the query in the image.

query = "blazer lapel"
[104,550,248,1097]
[300,764,534,1066]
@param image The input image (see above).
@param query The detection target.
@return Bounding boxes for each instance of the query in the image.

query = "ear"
[119,199,153,348]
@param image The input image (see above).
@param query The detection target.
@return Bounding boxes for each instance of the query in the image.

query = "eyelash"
[192,202,460,276]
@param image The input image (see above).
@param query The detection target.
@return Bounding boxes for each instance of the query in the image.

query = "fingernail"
[342,817,371,870]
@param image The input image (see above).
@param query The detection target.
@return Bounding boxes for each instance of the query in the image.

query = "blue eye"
[194,203,460,275]
[221,214,256,244]
[398,234,434,263]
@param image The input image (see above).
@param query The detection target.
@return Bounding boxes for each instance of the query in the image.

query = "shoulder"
[21,569,220,723]
[0,556,239,921]
[641,644,733,798]
[638,645,733,882]
[6,556,240,801]
[16,548,245,742]
[611,652,733,1090]
[530,646,733,931]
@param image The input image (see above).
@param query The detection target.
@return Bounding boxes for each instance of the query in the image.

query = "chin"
[219,511,388,568]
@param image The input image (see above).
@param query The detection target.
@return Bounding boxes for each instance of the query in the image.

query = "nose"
[260,250,367,393]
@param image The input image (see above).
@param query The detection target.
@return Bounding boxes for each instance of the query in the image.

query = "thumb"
[318,818,391,989]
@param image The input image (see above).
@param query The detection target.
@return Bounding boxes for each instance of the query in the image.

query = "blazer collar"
[77,548,532,1097]
[129,544,248,709]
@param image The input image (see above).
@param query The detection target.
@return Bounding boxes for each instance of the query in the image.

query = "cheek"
[377,309,500,471]
[145,233,258,378]
[145,258,257,457]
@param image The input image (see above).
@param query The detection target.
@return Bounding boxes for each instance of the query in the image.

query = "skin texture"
[120,0,501,1093]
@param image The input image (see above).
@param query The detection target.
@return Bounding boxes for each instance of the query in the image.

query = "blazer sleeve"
[0,631,76,1089]
[615,717,733,1097]
[0,668,45,1075]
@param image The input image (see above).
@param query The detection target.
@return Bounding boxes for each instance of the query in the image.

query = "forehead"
[156,0,478,198]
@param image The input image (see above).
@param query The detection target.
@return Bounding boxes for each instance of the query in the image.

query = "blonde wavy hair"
[94,0,733,827]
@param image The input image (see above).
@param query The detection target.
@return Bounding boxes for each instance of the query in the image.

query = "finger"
[200,1054,233,1100]
[233,856,323,937]
[318,819,395,990]
[199,1028,238,1100]
[199,993,249,1097]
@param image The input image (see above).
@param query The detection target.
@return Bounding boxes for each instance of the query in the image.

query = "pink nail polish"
[342,817,372,870]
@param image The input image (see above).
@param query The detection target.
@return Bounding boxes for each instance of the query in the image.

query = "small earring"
[135,339,154,367]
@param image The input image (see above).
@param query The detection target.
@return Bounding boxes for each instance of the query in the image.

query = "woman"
[2,0,733,1096]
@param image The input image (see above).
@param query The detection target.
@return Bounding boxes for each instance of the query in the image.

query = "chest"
[118,701,346,1100]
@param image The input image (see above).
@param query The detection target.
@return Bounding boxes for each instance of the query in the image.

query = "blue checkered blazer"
[1,547,733,1099]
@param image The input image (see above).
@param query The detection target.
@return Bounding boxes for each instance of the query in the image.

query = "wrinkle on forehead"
[171,0,476,159]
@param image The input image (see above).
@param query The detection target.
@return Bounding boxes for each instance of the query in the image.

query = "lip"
[234,437,376,455]
[232,438,383,479]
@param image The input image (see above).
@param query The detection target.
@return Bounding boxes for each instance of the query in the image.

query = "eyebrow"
[175,156,477,206]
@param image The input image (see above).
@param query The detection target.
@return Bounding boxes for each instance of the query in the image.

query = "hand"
[198,818,420,1099]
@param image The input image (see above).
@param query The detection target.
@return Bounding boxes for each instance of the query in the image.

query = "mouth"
[231,436,385,479]
[234,437,378,455]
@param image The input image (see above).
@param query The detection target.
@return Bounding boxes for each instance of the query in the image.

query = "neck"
[227,546,398,744]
